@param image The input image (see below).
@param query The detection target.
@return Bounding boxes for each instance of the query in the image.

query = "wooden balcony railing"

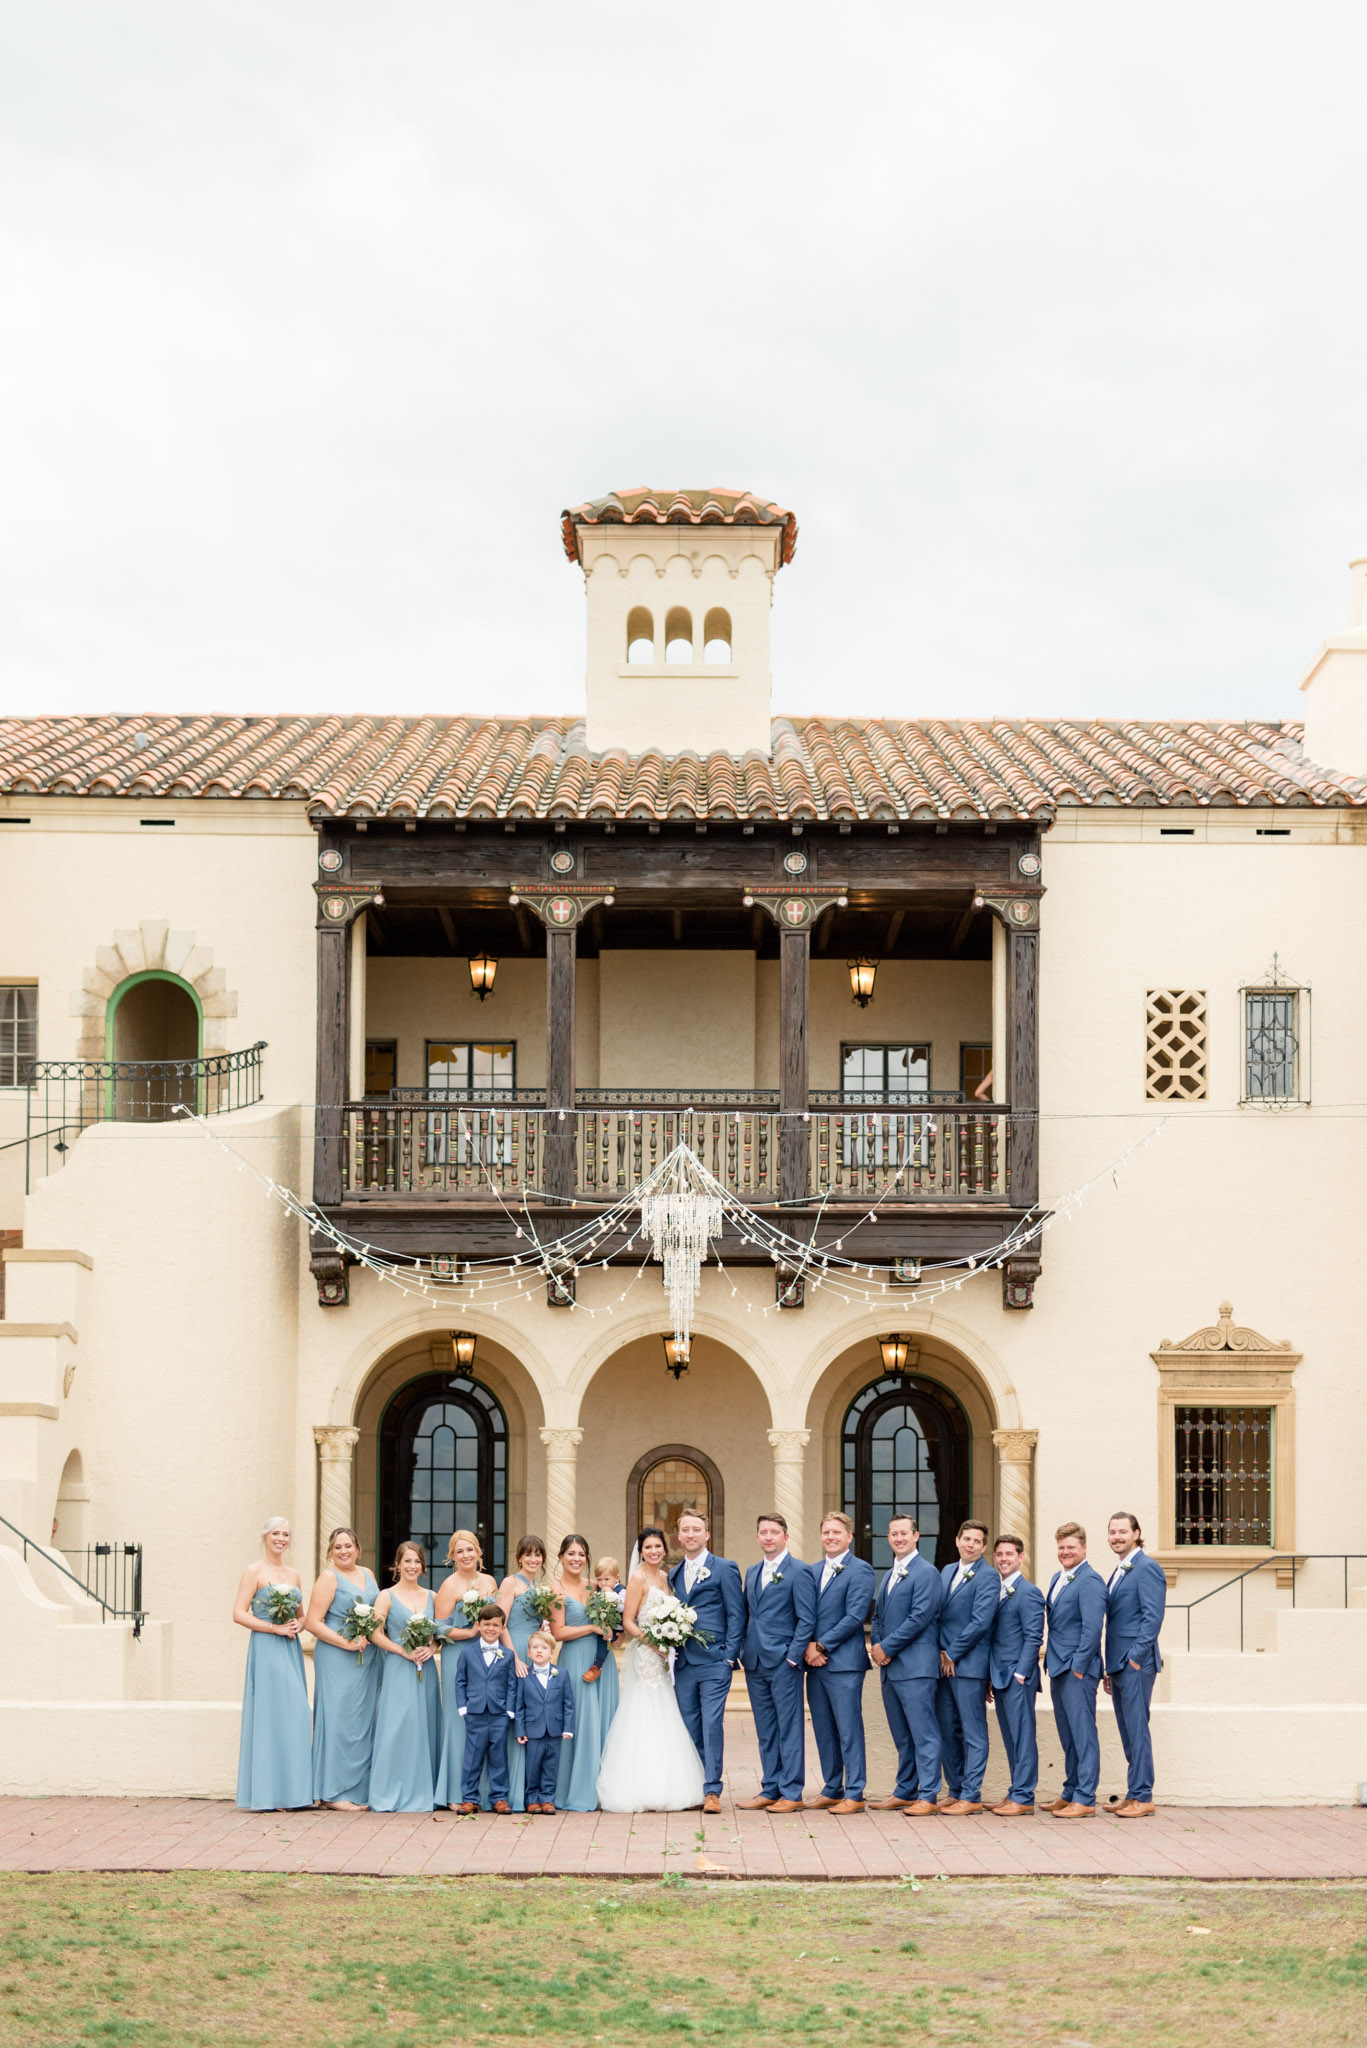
[339,1095,1012,1203]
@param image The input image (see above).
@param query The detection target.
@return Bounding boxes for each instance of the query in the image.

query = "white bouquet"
[638,1586,713,1654]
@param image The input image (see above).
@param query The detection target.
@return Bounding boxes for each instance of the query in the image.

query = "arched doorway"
[627,1445,725,1561]
[843,1373,970,1572]
[107,972,201,1120]
[378,1371,507,1586]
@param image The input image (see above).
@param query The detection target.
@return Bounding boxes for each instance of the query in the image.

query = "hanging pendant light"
[468,953,498,1001]
[848,957,878,1007]
[662,1334,691,1380]
[879,1333,911,1376]
[452,1331,477,1370]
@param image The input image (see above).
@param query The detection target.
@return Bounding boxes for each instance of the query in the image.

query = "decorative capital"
[991,1427,1039,1462]
[742,884,848,930]
[315,881,384,929]
[310,1250,349,1308]
[973,882,1043,931]
[539,1426,584,1459]
[767,1428,812,1459]
[1002,1251,1040,1311]
[509,884,615,929]
[313,1424,361,1462]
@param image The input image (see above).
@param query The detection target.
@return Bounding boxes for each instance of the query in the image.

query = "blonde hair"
[593,1557,621,1581]
[821,1511,855,1538]
[527,1629,555,1653]
[260,1517,290,1542]
[446,1527,484,1568]
[1055,1521,1086,1544]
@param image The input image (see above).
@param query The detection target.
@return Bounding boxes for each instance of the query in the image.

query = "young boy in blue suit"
[453,1604,518,1814]
[515,1628,574,1812]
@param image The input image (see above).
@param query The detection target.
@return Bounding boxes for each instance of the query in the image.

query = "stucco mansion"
[1,488,1365,1802]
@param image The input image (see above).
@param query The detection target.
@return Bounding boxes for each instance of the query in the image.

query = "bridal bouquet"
[401,1612,438,1680]
[264,1586,302,1629]
[526,1585,562,1628]
[585,1586,624,1638]
[638,1589,713,1654]
[458,1587,492,1629]
[341,1601,380,1666]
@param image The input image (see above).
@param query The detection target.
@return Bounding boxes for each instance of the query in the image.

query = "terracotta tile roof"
[0,714,1361,821]
[562,488,798,566]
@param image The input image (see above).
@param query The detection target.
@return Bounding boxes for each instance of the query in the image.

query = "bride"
[595,1527,706,1813]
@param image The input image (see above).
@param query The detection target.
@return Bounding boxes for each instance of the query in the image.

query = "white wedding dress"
[595,1587,706,1813]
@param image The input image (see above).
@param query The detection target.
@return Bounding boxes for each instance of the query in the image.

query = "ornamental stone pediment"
[1152,1302,1300,1392]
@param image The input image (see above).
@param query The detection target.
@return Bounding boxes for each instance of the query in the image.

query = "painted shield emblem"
[323,896,349,920]
[780,898,809,926]
[547,896,578,925]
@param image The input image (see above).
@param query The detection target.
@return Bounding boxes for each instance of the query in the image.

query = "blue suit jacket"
[938,1560,1000,1680]
[515,1665,575,1740]
[809,1553,876,1675]
[1104,1550,1167,1674]
[453,1639,518,1716]
[1043,1560,1107,1680]
[988,1575,1045,1692]
[870,1549,942,1679]
[669,1552,746,1665]
[741,1555,816,1671]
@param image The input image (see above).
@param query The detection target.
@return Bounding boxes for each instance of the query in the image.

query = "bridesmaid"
[232,1515,313,1811]
[496,1534,550,1812]
[433,1528,500,1811]
[368,1541,441,1813]
[305,1526,380,1811]
[550,1531,620,1812]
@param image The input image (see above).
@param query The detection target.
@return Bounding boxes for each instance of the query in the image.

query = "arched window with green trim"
[105,972,203,1120]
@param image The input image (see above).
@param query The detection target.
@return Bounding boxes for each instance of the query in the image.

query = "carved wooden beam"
[315,880,385,929]
[742,883,848,930]
[508,882,616,929]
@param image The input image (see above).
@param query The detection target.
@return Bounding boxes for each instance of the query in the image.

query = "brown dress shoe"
[940,1799,985,1815]
[492,1801,510,1815]
[868,1796,914,1810]
[903,1800,941,1817]
[1052,1802,1096,1818]
[804,1795,839,1809]
[768,1798,803,1814]
[990,1801,1036,1817]
[830,1797,865,1815]
[702,1793,722,1815]
[457,1802,478,1815]
[1113,1800,1156,1818]
[736,1795,774,1810]
[1040,1797,1071,1812]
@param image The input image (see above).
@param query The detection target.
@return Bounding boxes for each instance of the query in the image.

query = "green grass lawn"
[0,1873,1363,2047]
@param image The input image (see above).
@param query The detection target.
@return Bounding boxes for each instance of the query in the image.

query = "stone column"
[539,1426,583,1559]
[313,1425,361,1570]
[767,1428,811,1558]
[992,1428,1039,1570]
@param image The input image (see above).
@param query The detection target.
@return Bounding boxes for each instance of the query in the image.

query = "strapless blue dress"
[236,1583,313,1810]
[311,1566,381,1805]
[554,1596,620,1811]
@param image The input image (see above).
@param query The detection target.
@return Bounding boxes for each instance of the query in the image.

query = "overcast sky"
[3,4,1365,727]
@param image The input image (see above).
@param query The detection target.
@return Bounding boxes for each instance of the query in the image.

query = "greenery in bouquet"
[264,1586,302,1628]
[585,1586,624,1638]
[525,1585,563,1627]
[341,1600,380,1666]
[401,1612,439,1679]
[459,1587,492,1628]
[638,1589,713,1654]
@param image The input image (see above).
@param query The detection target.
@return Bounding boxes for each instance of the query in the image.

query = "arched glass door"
[378,1372,507,1586]
[842,1374,970,1573]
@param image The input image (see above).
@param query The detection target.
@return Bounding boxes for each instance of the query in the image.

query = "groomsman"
[867,1513,943,1815]
[803,1512,876,1815]
[738,1512,816,1813]
[1103,1511,1167,1818]
[935,1520,1000,1813]
[986,1534,1045,1816]
[669,1509,745,1816]
[1042,1520,1107,1818]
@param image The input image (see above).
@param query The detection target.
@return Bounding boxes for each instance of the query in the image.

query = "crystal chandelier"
[639,1146,723,1346]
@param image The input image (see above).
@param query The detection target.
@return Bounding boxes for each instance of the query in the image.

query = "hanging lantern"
[879,1333,911,1376]
[848,958,878,1007]
[452,1330,477,1370]
[468,953,498,1001]
[662,1334,692,1380]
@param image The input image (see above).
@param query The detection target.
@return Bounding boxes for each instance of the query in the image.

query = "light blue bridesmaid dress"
[503,1573,543,1812]
[554,1596,621,1811]
[367,1590,441,1814]
[311,1566,381,1806]
[236,1583,314,1810]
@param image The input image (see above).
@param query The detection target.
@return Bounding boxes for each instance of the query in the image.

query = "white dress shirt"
[1108,1553,1137,1589]
[683,1549,709,1596]
[999,1568,1021,1602]
[760,1550,790,1588]
[820,1550,849,1592]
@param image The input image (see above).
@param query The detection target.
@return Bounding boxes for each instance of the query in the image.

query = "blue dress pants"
[935,1674,990,1800]
[806,1666,867,1799]
[747,1660,807,1801]
[881,1673,941,1801]
[1109,1661,1157,1802]
[674,1658,733,1797]
[993,1678,1040,1805]
[461,1712,511,1804]
[523,1736,561,1807]
[1050,1671,1100,1806]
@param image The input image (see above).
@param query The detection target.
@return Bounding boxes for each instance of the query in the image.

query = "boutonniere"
[963,1568,976,1581]
[770,1570,783,1585]
[1063,1570,1076,1585]
[829,1558,846,1576]
[1004,1585,1016,1599]
[695,1567,711,1585]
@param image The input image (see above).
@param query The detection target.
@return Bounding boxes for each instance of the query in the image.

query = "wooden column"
[779,928,810,1206]
[1006,925,1039,1209]
[544,926,577,1198]
[314,922,351,1208]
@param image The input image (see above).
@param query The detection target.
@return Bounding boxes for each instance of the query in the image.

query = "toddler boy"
[516,1629,575,1812]
[583,1556,626,1684]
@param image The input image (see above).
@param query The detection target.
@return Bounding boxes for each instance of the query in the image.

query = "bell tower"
[562,487,797,757]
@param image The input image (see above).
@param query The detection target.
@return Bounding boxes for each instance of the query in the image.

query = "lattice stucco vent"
[1145,989,1208,1100]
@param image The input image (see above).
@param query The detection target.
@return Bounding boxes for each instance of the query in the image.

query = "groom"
[669,1509,746,1815]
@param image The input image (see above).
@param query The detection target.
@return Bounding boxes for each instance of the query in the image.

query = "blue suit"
[453,1639,518,1804]
[515,1664,575,1807]
[1043,1559,1107,1807]
[935,1558,1001,1801]
[669,1551,745,1797]
[870,1549,943,1802]
[988,1573,1045,1805]
[1104,1549,1167,1803]
[742,1553,816,1802]
[805,1551,876,1800]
